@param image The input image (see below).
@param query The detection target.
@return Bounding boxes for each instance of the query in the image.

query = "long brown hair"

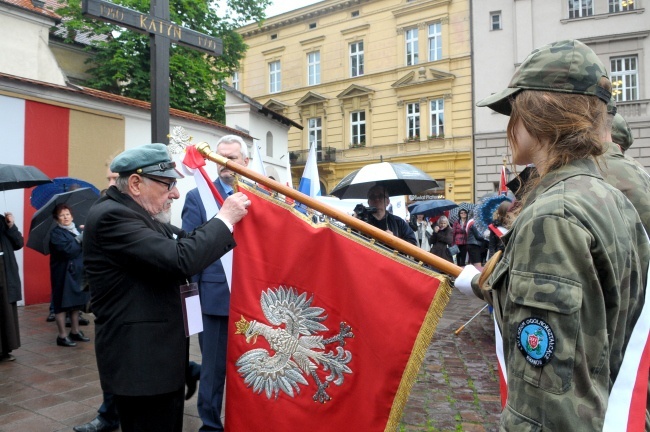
[507,91,607,177]
[506,81,609,209]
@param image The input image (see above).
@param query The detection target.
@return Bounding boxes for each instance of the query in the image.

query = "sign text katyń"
[82,0,223,143]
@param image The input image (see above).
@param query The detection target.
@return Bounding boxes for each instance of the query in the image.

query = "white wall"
[0,5,66,85]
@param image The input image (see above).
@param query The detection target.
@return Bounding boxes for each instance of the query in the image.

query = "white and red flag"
[225,181,452,431]
[498,165,508,195]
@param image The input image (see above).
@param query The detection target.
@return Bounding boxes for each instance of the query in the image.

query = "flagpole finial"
[502,154,508,165]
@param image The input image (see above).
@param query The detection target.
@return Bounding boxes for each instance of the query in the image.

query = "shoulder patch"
[516,317,555,367]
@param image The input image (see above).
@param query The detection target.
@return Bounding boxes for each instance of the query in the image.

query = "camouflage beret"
[110,143,183,179]
[611,113,634,151]
[477,39,611,116]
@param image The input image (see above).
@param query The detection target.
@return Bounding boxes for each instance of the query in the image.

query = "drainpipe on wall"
[469,0,476,203]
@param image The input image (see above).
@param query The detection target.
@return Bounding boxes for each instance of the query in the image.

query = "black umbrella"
[408,199,458,218]
[0,164,51,191]
[448,202,476,224]
[330,162,438,199]
[26,188,99,255]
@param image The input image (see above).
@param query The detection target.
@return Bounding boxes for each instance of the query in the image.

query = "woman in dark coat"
[429,215,454,263]
[0,212,24,362]
[49,204,89,347]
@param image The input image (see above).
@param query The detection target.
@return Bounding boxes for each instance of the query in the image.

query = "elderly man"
[357,184,417,246]
[83,143,250,432]
[181,135,249,431]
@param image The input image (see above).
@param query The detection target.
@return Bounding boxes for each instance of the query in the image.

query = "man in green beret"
[83,143,251,432]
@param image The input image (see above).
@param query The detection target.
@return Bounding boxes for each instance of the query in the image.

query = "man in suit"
[84,143,251,432]
[181,135,249,431]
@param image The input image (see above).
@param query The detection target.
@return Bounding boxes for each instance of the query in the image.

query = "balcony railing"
[616,99,649,120]
[289,147,337,166]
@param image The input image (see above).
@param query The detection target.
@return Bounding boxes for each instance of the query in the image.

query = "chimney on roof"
[31,0,45,8]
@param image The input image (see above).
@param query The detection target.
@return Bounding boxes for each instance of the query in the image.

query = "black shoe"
[66,316,90,327]
[0,353,15,362]
[69,331,90,342]
[56,336,77,347]
[73,416,119,432]
[46,313,55,322]
[185,363,200,400]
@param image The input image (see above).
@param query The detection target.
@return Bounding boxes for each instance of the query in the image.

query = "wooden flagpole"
[197,142,462,278]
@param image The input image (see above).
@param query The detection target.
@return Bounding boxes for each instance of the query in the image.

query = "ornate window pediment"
[264,98,289,114]
[336,84,374,99]
[296,91,328,107]
[392,67,455,88]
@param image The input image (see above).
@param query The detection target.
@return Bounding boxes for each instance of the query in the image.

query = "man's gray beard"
[153,209,172,224]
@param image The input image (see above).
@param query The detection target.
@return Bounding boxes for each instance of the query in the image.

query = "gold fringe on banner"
[237,180,454,430]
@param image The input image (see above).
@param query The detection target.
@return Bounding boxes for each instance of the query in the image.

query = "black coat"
[429,226,453,262]
[83,187,235,396]
[0,216,23,304]
[49,226,88,310]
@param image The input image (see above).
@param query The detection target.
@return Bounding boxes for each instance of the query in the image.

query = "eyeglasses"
[143,176,177,191]
[368,194,387,200]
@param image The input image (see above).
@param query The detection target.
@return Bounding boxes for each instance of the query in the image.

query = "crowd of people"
[0,37,648,432]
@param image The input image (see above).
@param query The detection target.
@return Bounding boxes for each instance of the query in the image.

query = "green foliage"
[54,0,270,122]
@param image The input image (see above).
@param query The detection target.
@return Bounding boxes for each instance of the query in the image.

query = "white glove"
[455,265,481,296]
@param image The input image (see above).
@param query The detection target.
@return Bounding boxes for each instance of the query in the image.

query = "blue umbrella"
[473,195,512,234]
[30,177,100,210]
[409,199,458,218]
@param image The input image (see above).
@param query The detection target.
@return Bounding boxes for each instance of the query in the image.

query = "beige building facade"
[472,0,649,197]
[236,0,473,203]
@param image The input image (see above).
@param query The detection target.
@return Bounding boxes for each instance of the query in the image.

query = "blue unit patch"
[516,317,555,367]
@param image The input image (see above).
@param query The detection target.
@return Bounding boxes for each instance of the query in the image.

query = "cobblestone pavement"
[0,289,501,432]
[399,289,501,432]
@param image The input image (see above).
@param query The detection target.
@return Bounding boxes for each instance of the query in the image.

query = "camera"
[354,204,377,222]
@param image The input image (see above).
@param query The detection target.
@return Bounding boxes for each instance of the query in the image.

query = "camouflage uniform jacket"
[481,158,649,431]
[601,141,650,233]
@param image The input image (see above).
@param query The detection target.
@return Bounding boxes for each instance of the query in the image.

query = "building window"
[350,41,364,77]
[350,111,366,145]
[269,61,281,94]
[232,71,239,91]
[407,102,420,139]
[609,0,635,12]
[490,11,502,30]
[266,132,274,157]
[351,10,359,17]
[428,22,442,62]
[611,56,639,101]
[568,0,593,18]
[405,28,419,66]
[308,117,322,150]
[307,51,321,86]
[430,98,444,137]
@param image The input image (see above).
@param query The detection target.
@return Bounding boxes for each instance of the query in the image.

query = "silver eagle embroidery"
[234,286,354,403]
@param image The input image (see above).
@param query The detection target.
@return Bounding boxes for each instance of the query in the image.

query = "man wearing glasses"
[361,184,417,246]
[181,135,249,432]
[83,143,251,432]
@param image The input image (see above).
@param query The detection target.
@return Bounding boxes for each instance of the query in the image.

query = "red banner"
[226,183,451,431]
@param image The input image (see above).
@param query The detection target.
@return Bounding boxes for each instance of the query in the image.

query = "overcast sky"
[265,0,323,18]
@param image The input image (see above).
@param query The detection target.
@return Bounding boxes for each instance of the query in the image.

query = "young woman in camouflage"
[456,40,650,431]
